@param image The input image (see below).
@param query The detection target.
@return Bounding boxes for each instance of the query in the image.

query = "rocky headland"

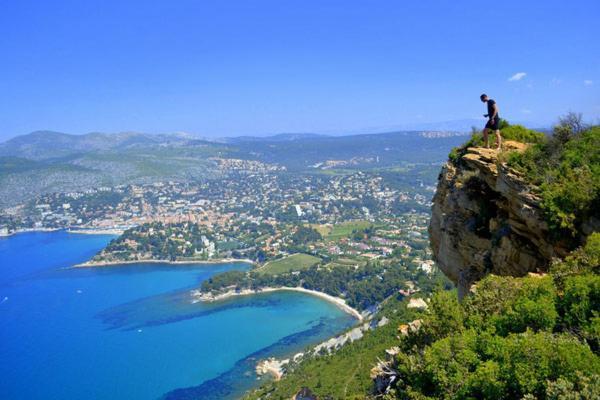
[428,140,596,297]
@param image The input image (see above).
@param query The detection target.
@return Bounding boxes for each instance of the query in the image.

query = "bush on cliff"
[448,121,545,164]
[395,330,599,400]
[551,232,600,285]
[463,275,558,335]
[507,123,599,239]
[389,234,600,399]
[499,124,546,144]
[560,274,600,344]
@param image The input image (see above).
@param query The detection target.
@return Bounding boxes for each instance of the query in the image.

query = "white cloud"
[551,78,562,85]
[521,109,532,114]
[508,72,527,81]
[584,80,594,86]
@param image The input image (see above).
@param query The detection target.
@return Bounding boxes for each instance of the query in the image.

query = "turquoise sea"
[0,231,356,399]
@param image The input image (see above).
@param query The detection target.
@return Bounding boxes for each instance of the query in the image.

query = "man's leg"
[495,129,502,150]
[482,128,490,148]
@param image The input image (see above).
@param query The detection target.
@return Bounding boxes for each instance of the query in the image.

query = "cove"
[0,231,356,399]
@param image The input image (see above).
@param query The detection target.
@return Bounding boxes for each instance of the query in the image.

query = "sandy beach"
[191,286,363,321]
[73,257,255,268]
[67,228,125,235]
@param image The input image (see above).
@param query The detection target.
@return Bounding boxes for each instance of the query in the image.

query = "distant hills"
[223,133,329,143]
[317,119,548,136]
[0,130,202,160]
[0,129,468,207]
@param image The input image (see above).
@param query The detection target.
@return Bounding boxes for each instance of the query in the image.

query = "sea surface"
[0,231,356,400]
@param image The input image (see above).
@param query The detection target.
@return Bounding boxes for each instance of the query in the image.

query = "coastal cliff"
[244,123,600,400]
[429,141,573,297]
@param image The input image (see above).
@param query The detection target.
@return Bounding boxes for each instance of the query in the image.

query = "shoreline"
[1,227,123,238]
[67,228,125,235]
[73,257,256,268]
[0,227,61,237]
[191,286,363,321]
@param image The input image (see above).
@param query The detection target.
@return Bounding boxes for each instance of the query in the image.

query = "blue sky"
[0,1,598,140]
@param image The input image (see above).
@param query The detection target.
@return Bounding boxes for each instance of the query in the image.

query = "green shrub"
[546,373,600,400]
[448,132,484,165]
[560,274,600,337]
[397,330,600,399]
[539,165,596,236]
[551,233,600,286]
[448,121,544,166]
[492,332,600,397]
[448,146,461,164]
[463,275,558,335]
[507,125,600,240]
[501,124,546,144]
[421,329,481,398]
[466,122,544,148]
[403,290,463,349]
[389,223,599,400]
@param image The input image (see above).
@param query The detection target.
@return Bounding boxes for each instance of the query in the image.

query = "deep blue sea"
[0,231,356,400]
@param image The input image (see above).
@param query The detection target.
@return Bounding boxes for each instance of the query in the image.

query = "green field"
[310,223,333,237]
[258,253,321,275]
[324,257,368,269]
[325,220,373,240]
[311,220,374,240]
[313,168,355,176]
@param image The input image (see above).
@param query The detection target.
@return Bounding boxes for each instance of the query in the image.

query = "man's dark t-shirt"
[487,99,499,119]
[486,99,500,130]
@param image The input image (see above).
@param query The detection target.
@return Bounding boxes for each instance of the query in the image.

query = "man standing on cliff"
[480,94,502,150]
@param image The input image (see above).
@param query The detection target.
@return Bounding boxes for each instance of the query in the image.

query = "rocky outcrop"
[429,141,571,298]
[255,357,290,380]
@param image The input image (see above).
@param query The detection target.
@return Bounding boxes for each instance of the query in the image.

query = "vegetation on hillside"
[385,233,600,399]
[202,260,450,311]
[94,222,217,262]
[244,295,424,400]
[505,114,599,240]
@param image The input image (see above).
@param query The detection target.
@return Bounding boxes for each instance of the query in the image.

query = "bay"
[0,231,356,399]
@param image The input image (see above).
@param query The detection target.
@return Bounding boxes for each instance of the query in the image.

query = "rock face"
[429,141,570,298]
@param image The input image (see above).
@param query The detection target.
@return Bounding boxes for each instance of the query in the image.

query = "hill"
[0,130,466,206]
[0,130,200,160]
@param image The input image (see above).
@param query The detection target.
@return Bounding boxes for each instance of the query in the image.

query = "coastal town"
[0,167,439,312]
[0,169,434,235]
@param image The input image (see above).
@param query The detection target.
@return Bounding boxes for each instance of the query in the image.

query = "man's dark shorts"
[485,117,500,130]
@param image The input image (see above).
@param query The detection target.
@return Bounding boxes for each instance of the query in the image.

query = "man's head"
[480,94,489,102]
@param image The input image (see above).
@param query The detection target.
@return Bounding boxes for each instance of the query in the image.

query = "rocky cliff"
[428,141,571,297]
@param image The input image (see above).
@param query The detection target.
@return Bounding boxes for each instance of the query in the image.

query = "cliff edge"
[429,140,569,297]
